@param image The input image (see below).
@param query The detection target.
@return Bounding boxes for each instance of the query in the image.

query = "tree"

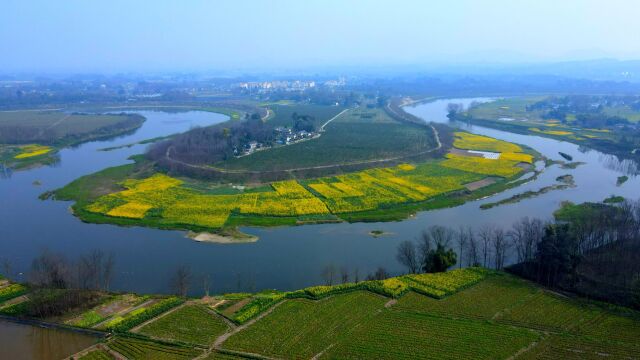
[446,103,464,119]
[171,265,192,297]
[367,267,389,280]
[478,225,494,267]
[203,274,211,297]
[418,230,432,273]
[467,229,480,267]
[321,265,336,286]
[340,266,349,284]
[353,268,360,284]
[492,228,509,269]
[456,227,468,268]
[396,240,419,273]
[30,250,71,289]
[424,243,457,273]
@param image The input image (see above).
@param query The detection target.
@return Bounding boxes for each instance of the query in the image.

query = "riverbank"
[49,129,539,240]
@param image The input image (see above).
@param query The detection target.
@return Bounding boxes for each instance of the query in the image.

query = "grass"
[103,297,184,332]
[223,291,387,359]
[138,304,229,346]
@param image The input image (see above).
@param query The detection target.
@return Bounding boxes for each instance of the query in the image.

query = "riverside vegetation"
[52,129,537,237]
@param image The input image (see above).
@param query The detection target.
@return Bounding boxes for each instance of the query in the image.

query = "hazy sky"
[2,0,639,73]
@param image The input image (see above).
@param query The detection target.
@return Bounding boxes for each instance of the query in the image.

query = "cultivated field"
[0,110,144,145]
[217,107,437,171]
[3,269,638,359]
[63,132,534,231]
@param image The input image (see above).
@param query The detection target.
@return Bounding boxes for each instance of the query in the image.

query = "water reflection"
[0,320,97,360]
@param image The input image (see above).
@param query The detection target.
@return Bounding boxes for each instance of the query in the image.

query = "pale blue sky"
[1,0,639,72]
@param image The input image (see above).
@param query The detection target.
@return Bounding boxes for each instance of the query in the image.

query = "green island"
[50,102,540,240]
[1,267,639,359]
[454,95,640,160]
[0,110,145,170]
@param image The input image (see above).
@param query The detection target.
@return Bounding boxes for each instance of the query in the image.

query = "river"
[0,320,98,359]
[0,102,638,297]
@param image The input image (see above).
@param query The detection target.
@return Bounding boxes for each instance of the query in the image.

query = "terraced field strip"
[321,310,540,360]
[107,336,202,360]
[221,291,387,359]
[93,298,159,329]
[137,303,230,346]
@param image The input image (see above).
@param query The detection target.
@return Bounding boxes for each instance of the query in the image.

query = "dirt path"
[91,298,158,329]
[129,301,189,333]
[212,300,285,349]
[319,108,349,131]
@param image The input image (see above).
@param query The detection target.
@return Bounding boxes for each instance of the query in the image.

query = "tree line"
[395,199,640,308]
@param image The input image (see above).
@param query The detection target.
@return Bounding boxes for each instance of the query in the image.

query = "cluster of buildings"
[235,78,346,93]
[233,127,319,157]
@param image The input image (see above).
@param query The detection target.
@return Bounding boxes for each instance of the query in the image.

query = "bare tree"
[171,265,192,297]
[367,267,389,281]
[396,240,419,273]
[340,266,349,284]
[428,225,454,247]
[418,230,432,272]
[321,265,336,286]
[353,268,360,284]
[492,228,509,269]
[456,226,469,268]
[102,252,115,292]
[30,250,71,289]
[467,228,479,266]
[478,225,494,268]
[1,258,11,278]
[203,274,211,297]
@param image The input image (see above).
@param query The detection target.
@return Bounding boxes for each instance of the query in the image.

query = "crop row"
[104,297,184,332]
[226,268,488,324]
[0,283,28,303]
[108,337,201,360]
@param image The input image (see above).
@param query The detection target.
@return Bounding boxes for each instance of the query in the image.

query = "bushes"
[106,297,184,332]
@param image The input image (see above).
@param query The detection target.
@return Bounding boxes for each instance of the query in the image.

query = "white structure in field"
[468,150,501,159]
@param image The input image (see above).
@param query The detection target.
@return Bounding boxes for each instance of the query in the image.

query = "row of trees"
[394,199,640,307]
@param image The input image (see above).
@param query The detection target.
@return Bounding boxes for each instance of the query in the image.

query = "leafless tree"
[467,228,479,266]
[321,264,336,286]
[418,230,432,272]
[353,268,360,284]
[478,225,494,268]
[203,274,211,297]
[396,240,419,273]
[367,267,389,280]
[340,266,349,284]
[30,250,71,289]
[1,258,11,278]
[171,265,192,297]
[492,228,509,269]
[456,226,469,268]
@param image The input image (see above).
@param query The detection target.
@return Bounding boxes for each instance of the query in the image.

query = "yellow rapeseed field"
[83,132,533,227]
[13,144,53,159]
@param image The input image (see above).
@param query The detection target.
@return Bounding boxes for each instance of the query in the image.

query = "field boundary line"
[212,300,286,350]
[129,301,190,333]
[164,123,441,175]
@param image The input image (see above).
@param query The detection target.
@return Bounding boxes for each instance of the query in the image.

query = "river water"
[1,102,638,297]
[0,320,98,359]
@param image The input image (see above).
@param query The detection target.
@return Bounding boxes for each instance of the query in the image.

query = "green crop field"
[222,291,387,358]
[265,104,345,128]
[215,273,640,359]
[0,110,144,146]
[322,310,538,359]
[137,304,229,346]
[78,348,114,360]
[217,107,436,171]
[395,274,538,320]
[107,337,202,360]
